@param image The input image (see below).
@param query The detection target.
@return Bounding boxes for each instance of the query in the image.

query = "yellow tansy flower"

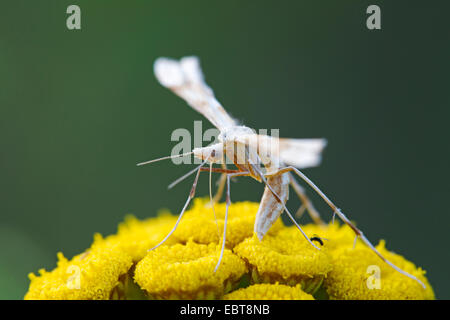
[24,201,434,300]
[223,283,314,300]
[300,223,433,299]
[25,237,133,300]
[99,212,179,262]
[302,222,362,251]
[173,198,284,248]
[325,240,434,300]
[134,241,247,299]
[233,228,332,294]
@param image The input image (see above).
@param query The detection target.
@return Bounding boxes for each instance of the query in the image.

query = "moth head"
[193,143,224,164]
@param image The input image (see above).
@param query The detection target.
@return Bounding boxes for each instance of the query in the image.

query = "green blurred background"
[1,1,449,299]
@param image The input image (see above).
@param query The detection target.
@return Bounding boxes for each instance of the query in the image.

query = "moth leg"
[201,165,248,204]
[213,162,228,203]
[214,171,249,272]
[148,159,208,252]
[269,166,426,288]
[256,171,321,250]
[199,168,241,174]
[212,173,226,203]
[288,173,325,225]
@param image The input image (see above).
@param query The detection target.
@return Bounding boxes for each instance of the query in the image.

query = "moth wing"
[278,138,327,169]
[154,56,236,130]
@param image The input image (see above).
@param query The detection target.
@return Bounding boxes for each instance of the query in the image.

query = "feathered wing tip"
[154,57,185,87]
[152,56,237,130]
[278,138,327,169]
[153,56,206,88]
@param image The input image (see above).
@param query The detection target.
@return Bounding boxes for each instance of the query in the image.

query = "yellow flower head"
[233,227,332,293]
[325,240,434,300]
[302,222,360,251]
[25,236,133,300]
[134,241,247,299]
[100,212,179,262]
[223,283,314,300]
[25,201,435,300]
[173,198,284,248]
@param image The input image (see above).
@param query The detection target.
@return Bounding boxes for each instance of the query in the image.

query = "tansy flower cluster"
[25,198,434,300]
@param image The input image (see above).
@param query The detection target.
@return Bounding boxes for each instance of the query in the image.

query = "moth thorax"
[218,126,255,142]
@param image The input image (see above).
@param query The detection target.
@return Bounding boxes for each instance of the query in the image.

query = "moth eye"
[210,150,216,157]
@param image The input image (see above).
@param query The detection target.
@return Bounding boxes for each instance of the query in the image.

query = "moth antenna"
[168,163,204,190]
[136,151,193,166]
[148,157,210,252]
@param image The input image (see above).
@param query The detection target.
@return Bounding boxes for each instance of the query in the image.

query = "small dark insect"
[309,236,324,246]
